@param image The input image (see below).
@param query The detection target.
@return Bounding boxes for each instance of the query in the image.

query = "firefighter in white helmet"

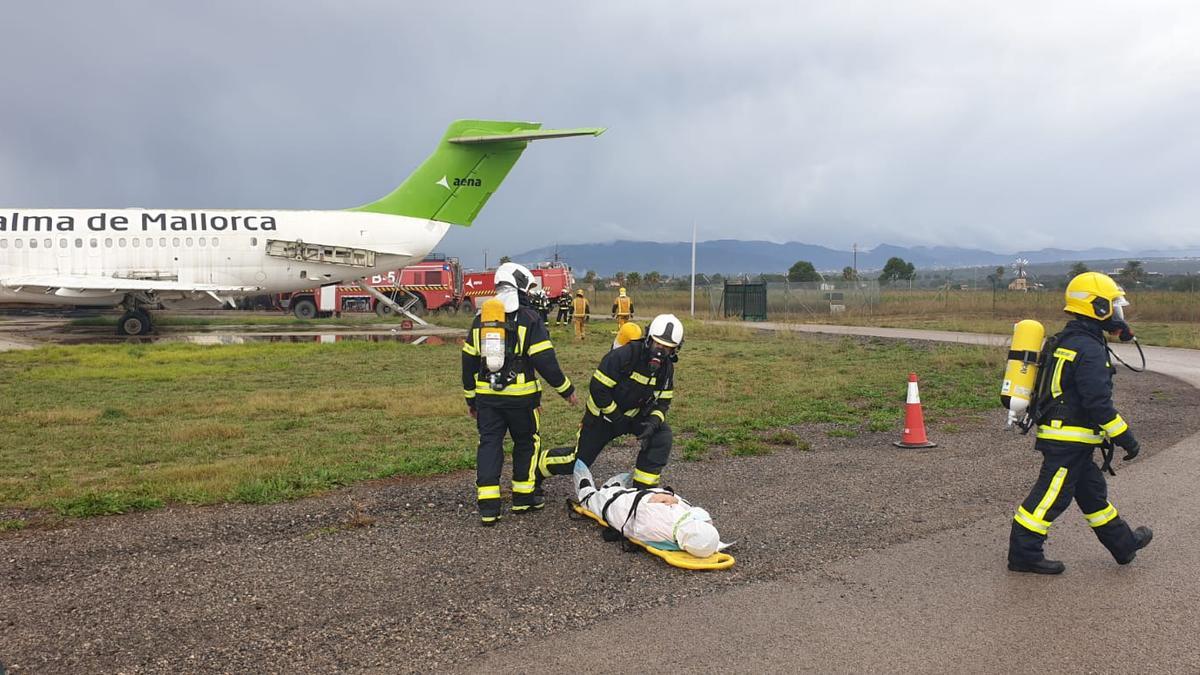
[538,314,683,490]
[462,262,578,525]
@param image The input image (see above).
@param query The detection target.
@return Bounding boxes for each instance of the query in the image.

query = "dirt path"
[2,364,1194,673]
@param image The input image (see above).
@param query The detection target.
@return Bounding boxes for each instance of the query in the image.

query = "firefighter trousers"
[556,308,571,325]
[573,316,586,340]
[475,404,542,518]
[615,314,631,328]
[1008,443,1138,564]
[538,413,672,489]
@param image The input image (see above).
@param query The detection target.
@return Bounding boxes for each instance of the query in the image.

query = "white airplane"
[0,120,604,334]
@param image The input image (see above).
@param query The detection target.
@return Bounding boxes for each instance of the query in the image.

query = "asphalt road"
[469,323,1200,674]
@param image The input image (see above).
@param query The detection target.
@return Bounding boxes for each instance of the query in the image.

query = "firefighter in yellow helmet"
[572,289,590,340]
[613,321,643,350]
[1007,272,1152,574]
[611,287,634,328]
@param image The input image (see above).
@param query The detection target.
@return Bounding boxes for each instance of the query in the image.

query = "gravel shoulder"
[1,368,1196,673]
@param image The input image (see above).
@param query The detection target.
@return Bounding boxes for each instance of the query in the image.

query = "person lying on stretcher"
[573,460,728,558]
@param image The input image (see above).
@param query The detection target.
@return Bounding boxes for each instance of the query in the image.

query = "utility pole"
[483,249,488,270]
[852,243,858,280]
[690,221,697,317]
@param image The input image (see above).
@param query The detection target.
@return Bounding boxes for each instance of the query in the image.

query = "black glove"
[1122,441,1141,461]
[637,416,662,441]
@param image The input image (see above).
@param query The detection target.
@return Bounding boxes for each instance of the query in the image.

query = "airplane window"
[14,239,22,249]
[104,238,113,248]
[145,238,153,247]
[300,270,307,279]
[0,239,6,249]
[172,237,180,247]
[29,239,37,249]
[75,238,82,248]
[118,238,127,248]
[185,237,193,247]
[131,238,139,248]
[59,239,68,248]
[159,238,167,247]
[44,238,52,249]
[212,238,219,248]
[89,239,98,248]
[250,237,258,247]
[198,237,206,247]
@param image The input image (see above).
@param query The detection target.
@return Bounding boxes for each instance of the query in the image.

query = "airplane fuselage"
[0,208,448,307]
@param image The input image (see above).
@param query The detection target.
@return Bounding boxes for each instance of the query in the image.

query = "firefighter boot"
[511,493,546,513]
[1007,558,1066,575]
[479,499,502,527]
[1116,526,1153,565]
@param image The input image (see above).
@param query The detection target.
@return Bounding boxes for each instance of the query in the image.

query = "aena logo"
[436,176,482,189]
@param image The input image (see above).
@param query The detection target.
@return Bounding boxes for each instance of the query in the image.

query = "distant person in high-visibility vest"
[572,289,590,340]
[611,287,633,328]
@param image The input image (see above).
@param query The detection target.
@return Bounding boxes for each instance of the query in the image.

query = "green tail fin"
[353,119,604,226]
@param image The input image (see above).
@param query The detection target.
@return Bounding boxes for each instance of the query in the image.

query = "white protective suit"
[573,461,725,557]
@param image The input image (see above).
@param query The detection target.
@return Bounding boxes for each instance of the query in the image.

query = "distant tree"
[710,273,725,285]
[879,257,916,285]
[1172,274,1200,292]
[499,255,512,265]
[994,266,1006,281]
[644,271,662,288]
[788,260,821,282]
[1120,260,1145,285]
[582,270,597,284]
[1069,262,1090,279]
[842,266,857,281]
[614,272,626,286]
[626,272,641,287]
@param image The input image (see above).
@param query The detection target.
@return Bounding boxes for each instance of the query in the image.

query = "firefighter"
[1007,272,1152,574]
[555,292,573,325]
[538,314,682,490]
[462,262,578,526]
[572,289,590,340]
[611,287,634,328]
[531,288,553,324]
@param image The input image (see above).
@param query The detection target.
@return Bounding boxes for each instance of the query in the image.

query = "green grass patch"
[0,519,27,531]
[0,321,1001,513]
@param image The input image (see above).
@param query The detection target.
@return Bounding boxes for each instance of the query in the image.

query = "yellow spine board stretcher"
[569,500,735,571]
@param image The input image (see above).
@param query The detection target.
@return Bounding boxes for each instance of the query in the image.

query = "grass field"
[619,287,1200,349]
[0,322,1001,519]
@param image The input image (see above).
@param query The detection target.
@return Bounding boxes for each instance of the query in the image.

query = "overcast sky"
[2,1,1199,268]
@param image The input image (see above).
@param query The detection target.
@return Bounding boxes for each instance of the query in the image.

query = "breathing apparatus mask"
[1100,297,1134,342]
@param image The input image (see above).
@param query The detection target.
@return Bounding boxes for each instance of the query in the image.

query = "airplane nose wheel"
[117,309,153,336]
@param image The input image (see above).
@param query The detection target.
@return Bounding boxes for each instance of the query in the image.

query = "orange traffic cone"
[894,372,937,448]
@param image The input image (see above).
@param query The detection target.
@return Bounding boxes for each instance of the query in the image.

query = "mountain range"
[511,240,1200,277]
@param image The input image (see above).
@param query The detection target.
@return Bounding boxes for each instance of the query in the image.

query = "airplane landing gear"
[117,309,153,336]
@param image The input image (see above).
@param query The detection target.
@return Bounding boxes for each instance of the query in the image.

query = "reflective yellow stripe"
[1100,415,1129,437]
[1032,467,1068,521]
[527,340,553,356]
[633,468,660,485]
[650,410,665,422]
[1050,356,1067,399]
[593,369,618,388]
[655,390,674,400]
[462,328,480,356]
[512,480,536,494]
[599,400,617,414]
[1036,424,1103,445]
[554,377,572,394]
[475,380,540,396]
[1084,503,1119,528]
[630,371,652,385]
[587,396,601,416]
[623,408,640,417]
[477,485,501,500]
[464,389,476,399]
[1053,347,1077,362]
[517,325,528,354]
[1014,506,1051,535]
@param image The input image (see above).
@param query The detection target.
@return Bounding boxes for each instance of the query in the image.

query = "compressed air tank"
[480,298,507,373]
[1001,319,1045,427]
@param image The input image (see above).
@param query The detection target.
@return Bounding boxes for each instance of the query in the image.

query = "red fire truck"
[280,255,464,318]
[460,261,574,312]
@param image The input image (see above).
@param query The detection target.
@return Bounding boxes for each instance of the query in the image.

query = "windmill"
[1009,257,1031,291]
